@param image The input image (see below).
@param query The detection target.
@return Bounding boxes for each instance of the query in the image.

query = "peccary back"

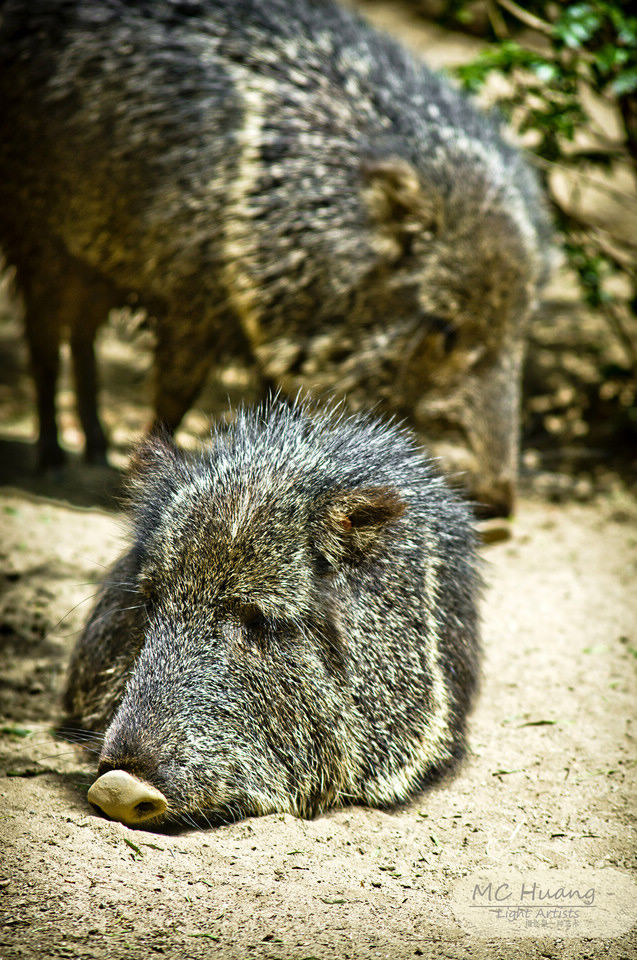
[65,400,480,826]
[0,0,550,512]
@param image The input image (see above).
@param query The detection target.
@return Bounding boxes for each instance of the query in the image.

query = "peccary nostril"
[87,770,168,825]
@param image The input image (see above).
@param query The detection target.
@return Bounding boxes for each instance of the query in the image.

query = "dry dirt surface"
[1,4,636,959]
[1,460,636,960]
[1,312,636,960]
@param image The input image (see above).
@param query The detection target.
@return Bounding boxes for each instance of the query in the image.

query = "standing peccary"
[64,399,480,827]
[0,0,550,512]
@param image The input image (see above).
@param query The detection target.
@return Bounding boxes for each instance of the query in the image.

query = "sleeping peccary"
[64,400,480,827]
[0,0,550,514]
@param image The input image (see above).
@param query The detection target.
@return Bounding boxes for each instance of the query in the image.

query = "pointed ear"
[125,431,184,504]
[361,156,444,260]
[317,486,407,568]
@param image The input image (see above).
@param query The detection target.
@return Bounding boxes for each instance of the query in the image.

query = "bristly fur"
[0,0,551,511]
[65,397,481,825]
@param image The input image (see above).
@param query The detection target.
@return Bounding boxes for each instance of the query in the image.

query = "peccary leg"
[18,245,117,467]
[23,298,63,471]
[150,315,222,434]
[17,246,66,470]
[70,323,107,464]
[65,262,121,464]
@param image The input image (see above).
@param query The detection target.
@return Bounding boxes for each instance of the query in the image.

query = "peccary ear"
[361,156,444,260]
[125,431,185,504]
[317,486,406,568]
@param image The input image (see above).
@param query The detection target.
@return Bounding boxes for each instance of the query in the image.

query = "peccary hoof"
[87,770,168,826]
[36,437,66,474]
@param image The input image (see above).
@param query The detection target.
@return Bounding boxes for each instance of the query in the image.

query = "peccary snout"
[88,770,167,826]
[65,400,481,828]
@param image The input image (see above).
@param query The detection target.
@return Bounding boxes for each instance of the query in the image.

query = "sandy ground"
[1,300,636,960]
[1,458,636,959]
[1,4,636,958]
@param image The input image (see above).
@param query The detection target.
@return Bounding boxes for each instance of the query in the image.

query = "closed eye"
[238,604,300,648]
[240,603,268,633]
[424,313,458,354]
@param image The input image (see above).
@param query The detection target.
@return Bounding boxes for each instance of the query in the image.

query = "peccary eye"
[241,604,267,634]
[425,314,458,354]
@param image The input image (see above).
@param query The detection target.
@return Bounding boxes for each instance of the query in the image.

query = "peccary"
[0,0,550,512]
[64,400,480,827]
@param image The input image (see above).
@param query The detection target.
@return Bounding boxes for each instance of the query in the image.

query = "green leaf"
[595,44,629,75]
[0,725,32,738]
[531,62,560,83]
[611,68,637,95]
[122,836,143,858]
[554,4,602,48]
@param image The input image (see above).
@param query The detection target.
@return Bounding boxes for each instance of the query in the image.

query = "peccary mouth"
[89,756,276,831]
[87,766,245,831]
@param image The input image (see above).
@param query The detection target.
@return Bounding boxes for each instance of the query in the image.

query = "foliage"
[444,0,636,474]
[455,2,636,314]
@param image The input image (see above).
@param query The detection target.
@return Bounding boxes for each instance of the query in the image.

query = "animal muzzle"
[87,770,168,826]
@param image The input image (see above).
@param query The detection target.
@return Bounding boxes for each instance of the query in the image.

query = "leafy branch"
[453,1,637,369]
